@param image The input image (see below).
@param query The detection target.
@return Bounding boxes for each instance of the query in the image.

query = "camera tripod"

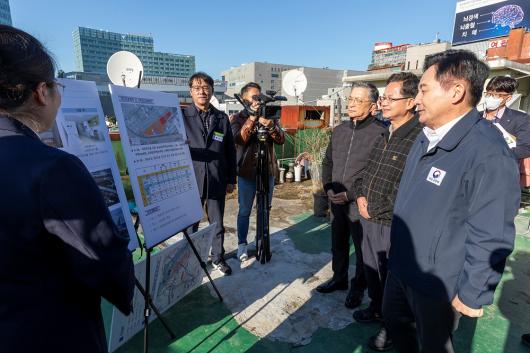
[255,124,272,263]
[234,91,286,264]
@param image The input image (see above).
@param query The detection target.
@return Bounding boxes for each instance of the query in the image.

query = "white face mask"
[484,96,503,111]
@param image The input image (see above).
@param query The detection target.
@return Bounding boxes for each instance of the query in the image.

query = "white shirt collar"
[423,112,467,152]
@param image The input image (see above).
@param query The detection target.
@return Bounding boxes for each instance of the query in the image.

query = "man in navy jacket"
[183,72,237,275]
[383,50,520,353]
[482,75,530,159]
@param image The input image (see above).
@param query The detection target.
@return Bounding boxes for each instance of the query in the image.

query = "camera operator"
[230,82,285,261]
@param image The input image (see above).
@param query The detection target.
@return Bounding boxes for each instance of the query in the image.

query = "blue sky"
[11,0,458,79]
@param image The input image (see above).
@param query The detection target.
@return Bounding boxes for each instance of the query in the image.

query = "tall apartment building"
[73,27,195,77]
[0,0,12,25]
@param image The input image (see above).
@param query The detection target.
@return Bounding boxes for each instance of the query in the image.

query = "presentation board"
[108,224,215,352]
[39,79,138,250]
[109,85,203,249]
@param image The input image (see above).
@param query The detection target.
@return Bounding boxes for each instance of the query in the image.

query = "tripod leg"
[261,142,271,263]
[256,191,266,264]
[183,230,223,302]
[256,137,273,265]
[264,189,271,262]
[264,214,272,262]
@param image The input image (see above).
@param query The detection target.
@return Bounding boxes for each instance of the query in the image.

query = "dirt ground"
[226,179,314,204]
[219,179,319,255]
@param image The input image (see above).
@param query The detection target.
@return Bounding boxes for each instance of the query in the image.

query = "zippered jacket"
[230,109,284,179]
[183,104,237,199]
[389,109,520,309]
[322,116,387,201]
[353,115,422,225]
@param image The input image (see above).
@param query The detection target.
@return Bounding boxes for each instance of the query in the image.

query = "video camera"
[234,90,286,121]
[233,90,287,264]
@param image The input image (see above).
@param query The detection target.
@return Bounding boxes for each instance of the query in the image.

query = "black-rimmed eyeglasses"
[379,96,412,103]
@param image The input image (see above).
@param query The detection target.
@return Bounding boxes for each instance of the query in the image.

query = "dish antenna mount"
[107,51,144,88]
[282,70,308,103]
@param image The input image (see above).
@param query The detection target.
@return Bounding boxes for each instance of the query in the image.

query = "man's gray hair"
[351,81,379,103]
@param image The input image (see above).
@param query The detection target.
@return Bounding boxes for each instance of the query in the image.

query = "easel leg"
[132,215,176,353]
[143,247,151,353]
[135,278,176,339]
[183,230,223,302]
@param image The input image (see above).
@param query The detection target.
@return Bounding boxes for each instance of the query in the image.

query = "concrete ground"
[111,182,530,353]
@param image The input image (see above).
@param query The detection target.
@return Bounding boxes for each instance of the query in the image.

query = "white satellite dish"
[107,51,144,88]
[282,70,308,97]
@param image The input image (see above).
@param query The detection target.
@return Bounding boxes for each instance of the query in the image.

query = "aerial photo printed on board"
[90,168,120,207]
[120,104,184,146]
[109,207,132,240]
[153,227,213,313]
[62,109,106,148]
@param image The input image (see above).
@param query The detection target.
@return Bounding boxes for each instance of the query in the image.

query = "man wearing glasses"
[183,72,237,276]
[384,50,519,353]
[318,82,387,311]
[352,72,421,351]
[482,75,530,159]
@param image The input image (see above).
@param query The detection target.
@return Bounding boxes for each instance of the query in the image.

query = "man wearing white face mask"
[483,76,530,159]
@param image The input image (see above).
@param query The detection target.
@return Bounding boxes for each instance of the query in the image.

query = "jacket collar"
[419,109,480,153]
[193,103,211,115]
[0,115,41,141]
[350,115,375,129]
[184,103,220,120]
[390,114,420,139]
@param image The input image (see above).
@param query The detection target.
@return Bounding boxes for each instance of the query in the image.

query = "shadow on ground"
[110,214,530,353]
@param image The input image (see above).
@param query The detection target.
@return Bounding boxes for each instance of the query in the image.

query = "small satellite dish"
[210,95,220,109]
[282,70,308,97]
[107,51,144,88]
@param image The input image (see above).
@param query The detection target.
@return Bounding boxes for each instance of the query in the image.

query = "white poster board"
[39,79,138,250]
[109,85,203,248]
[108,224,215,352]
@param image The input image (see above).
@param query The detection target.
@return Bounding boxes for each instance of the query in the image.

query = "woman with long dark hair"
[0,25,135,353]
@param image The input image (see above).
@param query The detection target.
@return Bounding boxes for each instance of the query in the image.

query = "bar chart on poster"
[137,162,195,206]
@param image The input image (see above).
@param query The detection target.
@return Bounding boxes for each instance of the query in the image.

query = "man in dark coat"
[318,81,387,310]
[384,50,520,353]
[183,72,237,275]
